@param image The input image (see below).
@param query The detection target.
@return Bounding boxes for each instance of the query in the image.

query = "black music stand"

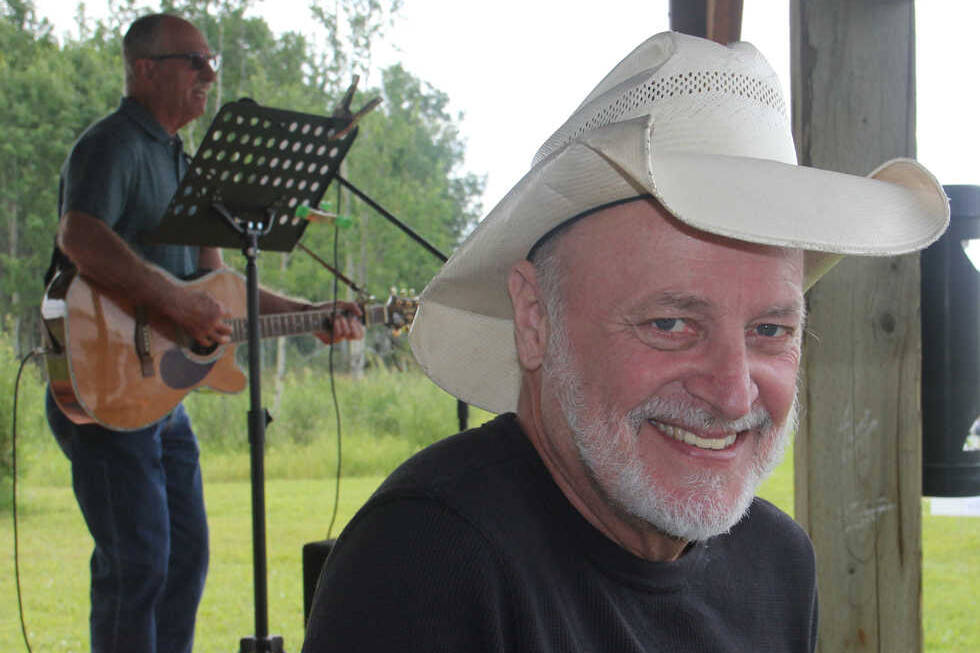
[149,98,357,653]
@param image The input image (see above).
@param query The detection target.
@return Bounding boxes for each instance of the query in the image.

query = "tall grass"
[183,365,495,481]
[8,355,495,487]
[0,337,47,510]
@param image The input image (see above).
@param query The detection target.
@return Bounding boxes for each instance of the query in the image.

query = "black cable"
[325,181,344,540]
[12,348,43,653]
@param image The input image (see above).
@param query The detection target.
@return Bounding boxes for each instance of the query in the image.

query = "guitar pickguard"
[160,348,219,389]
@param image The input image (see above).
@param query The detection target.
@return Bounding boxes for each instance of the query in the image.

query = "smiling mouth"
[649,419,738,451]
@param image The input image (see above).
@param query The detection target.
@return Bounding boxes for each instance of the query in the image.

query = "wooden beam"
[791,1,922,651]
[670,0,743,44]
[707,0,743,43]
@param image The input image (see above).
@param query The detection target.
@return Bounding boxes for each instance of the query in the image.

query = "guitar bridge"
[133,307,155,378]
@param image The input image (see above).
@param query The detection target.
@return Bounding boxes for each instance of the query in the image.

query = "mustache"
[626,396,774,434]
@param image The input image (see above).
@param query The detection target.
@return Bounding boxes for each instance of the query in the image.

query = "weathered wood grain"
[792,1,922,651]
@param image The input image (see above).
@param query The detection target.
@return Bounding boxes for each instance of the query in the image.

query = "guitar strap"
[42,241,73,290]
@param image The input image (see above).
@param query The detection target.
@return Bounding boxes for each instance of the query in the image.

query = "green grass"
[921,504,980,651]
[2,365,978,651]
[1,474,385,652]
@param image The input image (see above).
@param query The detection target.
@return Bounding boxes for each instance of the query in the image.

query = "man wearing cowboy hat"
[302,32,948,652]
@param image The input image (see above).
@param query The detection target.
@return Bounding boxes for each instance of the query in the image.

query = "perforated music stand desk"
[152,98,355,251]
[149,98,357,653]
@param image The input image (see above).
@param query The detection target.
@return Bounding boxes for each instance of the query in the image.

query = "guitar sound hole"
[189,341,219,356]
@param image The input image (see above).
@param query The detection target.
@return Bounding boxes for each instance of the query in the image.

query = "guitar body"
[42,266,416,431]
[44,268,248,431]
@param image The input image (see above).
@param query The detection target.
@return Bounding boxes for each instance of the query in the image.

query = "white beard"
[542,311,795,543]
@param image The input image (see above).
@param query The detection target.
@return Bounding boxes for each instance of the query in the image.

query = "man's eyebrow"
[758,299,807,324]
[637,291,807,322]
[648,291,712,312]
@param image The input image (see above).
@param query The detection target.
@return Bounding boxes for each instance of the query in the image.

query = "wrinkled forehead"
[551,197,802,266]
[542,197,806,306]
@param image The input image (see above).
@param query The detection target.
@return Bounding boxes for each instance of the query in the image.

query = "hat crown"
[534,32,796,167]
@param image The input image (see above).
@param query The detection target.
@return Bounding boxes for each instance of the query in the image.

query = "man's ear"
[508,259,549,372]
[131,58,155,84]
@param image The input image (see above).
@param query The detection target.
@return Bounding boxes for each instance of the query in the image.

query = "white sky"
[32,0,980,216]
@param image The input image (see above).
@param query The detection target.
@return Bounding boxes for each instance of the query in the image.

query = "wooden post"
[791,1,922,651]
[669,0,743,44]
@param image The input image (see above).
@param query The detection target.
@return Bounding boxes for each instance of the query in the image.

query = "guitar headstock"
[382,290,419,335]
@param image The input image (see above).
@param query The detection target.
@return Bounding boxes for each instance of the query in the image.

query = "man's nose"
[681,338,758,421]
[200,63,217,82]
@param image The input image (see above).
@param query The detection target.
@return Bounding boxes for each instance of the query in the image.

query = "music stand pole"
[242,227,281,653]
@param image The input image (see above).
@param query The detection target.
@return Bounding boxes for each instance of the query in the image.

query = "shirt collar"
[119,96,174,145]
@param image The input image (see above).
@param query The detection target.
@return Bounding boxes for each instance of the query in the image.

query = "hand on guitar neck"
[171,290,365,349]
[302,301,365,345]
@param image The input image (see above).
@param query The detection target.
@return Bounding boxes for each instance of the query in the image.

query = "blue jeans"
[46,390,209,653]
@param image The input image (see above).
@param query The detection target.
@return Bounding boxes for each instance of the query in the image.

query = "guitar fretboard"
[227,305,388,342]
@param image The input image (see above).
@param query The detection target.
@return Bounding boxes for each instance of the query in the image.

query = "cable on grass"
[12,347,44,653]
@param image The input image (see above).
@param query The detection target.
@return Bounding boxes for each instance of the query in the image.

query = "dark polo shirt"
[59,96,199,277]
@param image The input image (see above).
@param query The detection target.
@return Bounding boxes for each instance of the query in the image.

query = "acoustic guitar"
[41,267,416,431]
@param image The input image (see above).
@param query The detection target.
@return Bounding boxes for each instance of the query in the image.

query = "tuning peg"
[330,75,382,140]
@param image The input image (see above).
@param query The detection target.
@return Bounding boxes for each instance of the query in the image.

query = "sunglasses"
[147,52,221,72]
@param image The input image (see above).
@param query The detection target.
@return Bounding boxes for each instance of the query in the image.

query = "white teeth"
[650,420,737,451]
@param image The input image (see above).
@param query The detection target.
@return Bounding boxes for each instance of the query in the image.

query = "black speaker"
[302,539,336,625]
[921,184,980,497]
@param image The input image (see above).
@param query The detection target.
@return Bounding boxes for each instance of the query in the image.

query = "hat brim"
[651,152,949,257]
[410,118,949,414]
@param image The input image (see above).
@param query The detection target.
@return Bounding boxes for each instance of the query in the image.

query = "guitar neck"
[226,305,387,343]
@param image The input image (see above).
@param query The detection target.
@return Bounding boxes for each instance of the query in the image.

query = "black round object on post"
[921,184,980,497]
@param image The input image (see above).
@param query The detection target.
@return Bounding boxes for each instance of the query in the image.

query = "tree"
[0,0,120,353]
[344,64,481,293]
[0,0,484,375]
[309,0,403,95]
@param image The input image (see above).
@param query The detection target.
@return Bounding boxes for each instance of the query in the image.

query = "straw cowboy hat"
[409,31,950,415]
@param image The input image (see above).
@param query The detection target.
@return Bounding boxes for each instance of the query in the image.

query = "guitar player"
[43,14,364,653]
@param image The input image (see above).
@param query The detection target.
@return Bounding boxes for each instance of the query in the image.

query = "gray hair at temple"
[121,13,179,93]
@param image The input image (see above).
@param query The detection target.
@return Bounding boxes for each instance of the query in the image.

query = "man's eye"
[755,323,789,337]
[630,317,697,351]
[653,318,686,333]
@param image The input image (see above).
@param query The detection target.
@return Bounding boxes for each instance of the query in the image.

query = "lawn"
[1,366,978,651]
[1,471,386,652]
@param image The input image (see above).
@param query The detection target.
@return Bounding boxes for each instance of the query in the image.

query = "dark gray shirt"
[304,413,819,652]
[59,96,199,277]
